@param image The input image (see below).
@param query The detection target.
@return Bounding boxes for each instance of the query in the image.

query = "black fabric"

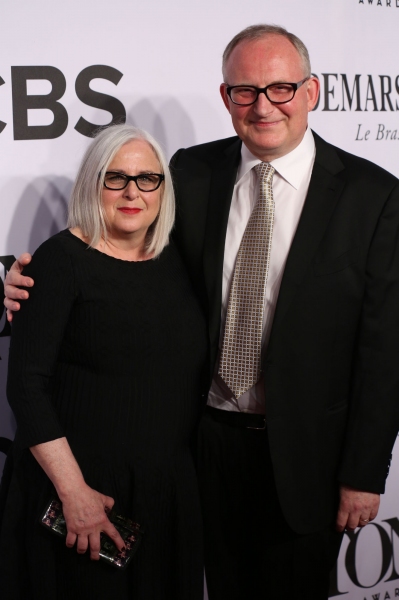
[0,230,207,600]
[0,441,13,534]
[205,406,266,429]
[197,411,343,600]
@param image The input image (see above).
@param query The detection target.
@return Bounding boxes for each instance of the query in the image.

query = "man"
[5,24,399,600]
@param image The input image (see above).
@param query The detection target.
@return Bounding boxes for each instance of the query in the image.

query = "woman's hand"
[60,484,125,560]
[30,437,125,560]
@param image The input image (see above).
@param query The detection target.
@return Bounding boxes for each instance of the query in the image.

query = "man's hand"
[336,484,380,532]
[4,253,33,322]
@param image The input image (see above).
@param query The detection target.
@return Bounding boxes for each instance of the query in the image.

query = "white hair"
[67,124,175,258]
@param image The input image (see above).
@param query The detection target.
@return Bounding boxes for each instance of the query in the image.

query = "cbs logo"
[0,65,126,139]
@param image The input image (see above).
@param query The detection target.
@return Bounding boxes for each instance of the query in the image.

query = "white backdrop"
[1,1,399,597]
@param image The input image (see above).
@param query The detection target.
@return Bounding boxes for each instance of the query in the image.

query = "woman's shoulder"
[153,240,193,282]
[154,239,182,267]
[25,230,86,280]
[32,229,85,258]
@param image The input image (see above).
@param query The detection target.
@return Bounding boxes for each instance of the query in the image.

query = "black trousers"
[197,408,343,600]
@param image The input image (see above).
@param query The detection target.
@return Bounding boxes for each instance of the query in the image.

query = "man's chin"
[244,134,283,162]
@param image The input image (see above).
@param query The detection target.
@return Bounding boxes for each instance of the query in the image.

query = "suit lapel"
[203,138,241,356]
[269,134,346,339]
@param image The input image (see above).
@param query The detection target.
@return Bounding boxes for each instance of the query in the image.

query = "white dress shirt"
[207,128,316,413]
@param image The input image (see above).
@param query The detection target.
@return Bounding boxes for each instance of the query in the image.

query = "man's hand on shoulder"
[336,484,380,532]
[4,253,33,322]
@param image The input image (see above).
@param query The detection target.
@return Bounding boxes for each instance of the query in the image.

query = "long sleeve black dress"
[0,229,207,600]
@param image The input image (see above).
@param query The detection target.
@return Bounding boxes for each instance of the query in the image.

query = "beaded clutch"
[41,496,143,569]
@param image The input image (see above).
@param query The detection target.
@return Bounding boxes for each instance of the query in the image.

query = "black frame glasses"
[103,171,165,192]
[226,77,310,106]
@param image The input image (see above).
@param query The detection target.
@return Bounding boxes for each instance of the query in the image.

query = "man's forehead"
[224,37,304,85]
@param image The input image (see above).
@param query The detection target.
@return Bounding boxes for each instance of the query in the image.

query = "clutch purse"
[41,496,143,569]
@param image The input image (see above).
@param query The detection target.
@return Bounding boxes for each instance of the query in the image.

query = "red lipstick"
[118,207,142,214]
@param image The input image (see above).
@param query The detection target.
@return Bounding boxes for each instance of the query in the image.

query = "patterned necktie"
[218,163,275,399]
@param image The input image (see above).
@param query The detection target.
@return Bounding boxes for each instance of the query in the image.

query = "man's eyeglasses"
[103,172,165,192]
[225,78,310,106]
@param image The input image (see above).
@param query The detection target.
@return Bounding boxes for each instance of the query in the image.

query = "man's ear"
[307,77,320,112]
[220,84,232,113]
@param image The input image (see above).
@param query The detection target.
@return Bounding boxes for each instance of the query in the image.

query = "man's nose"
[252,91,275,114]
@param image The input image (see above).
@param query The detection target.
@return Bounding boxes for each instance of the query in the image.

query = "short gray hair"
[222,24,311,80]
[67,124,175,258]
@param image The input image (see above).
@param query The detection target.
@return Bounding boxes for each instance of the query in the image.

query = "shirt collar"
[237,127,315,190]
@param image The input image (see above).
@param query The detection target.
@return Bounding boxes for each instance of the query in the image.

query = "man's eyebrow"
[231,80,292,86]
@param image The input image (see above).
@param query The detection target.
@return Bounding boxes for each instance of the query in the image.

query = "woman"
[0,125,207,599]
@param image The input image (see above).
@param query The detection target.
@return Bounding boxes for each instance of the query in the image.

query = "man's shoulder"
[182,135,240,153]
[171,136,241,166]
[313,130,399,185]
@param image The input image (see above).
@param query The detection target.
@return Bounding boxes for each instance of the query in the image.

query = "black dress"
[0,230,207,600]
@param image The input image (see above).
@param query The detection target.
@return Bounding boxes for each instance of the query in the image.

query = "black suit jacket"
[170,131,399,534]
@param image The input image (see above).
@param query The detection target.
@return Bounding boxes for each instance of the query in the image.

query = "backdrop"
[1,1,399,597]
